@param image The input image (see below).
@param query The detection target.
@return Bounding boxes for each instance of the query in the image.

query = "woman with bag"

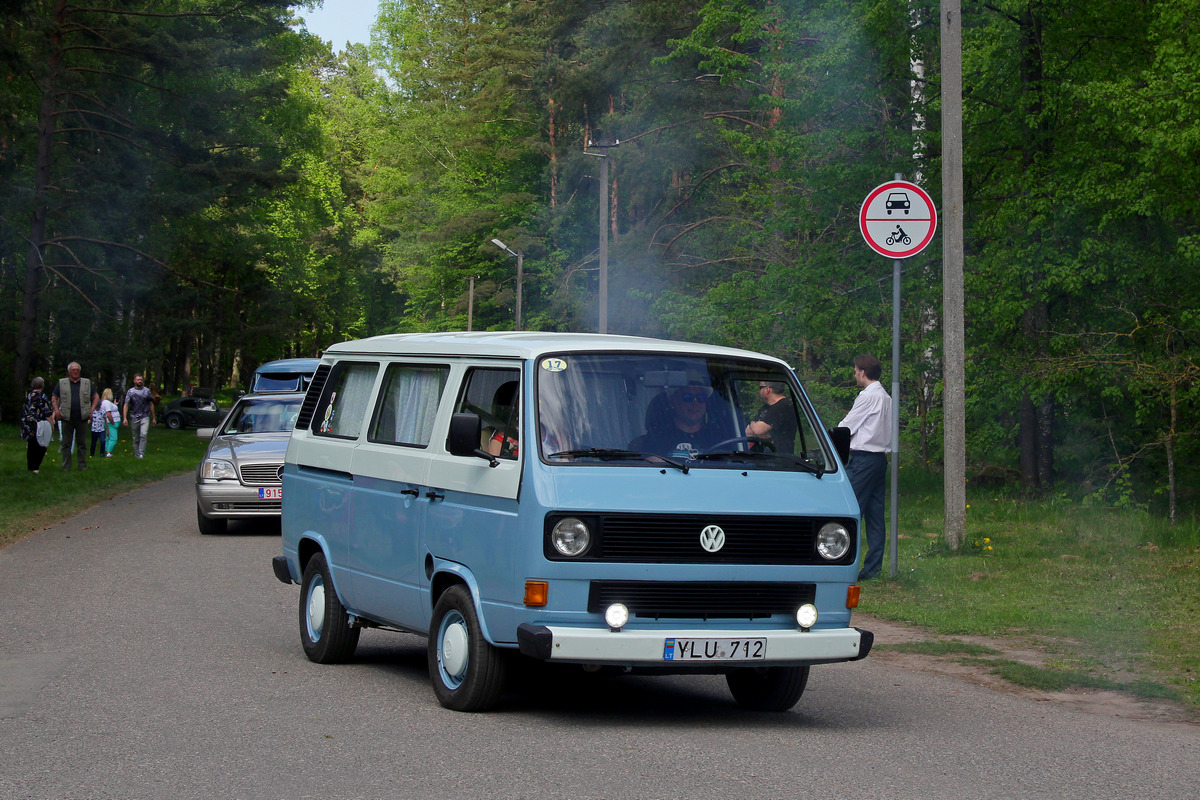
[100,388,120,456]
[20,377,54,472]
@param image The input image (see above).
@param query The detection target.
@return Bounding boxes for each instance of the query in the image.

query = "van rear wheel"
[726,665,809,711]
[300,553,360,664]
[428,585,508,711]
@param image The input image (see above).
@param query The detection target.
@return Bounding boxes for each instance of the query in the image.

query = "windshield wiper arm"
[548,448,643,459]
[547,448,690,474]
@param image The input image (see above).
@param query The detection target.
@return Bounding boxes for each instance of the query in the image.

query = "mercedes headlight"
[199,459,238,481]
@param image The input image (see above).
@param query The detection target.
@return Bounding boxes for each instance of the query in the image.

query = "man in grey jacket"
[51,362,99,471]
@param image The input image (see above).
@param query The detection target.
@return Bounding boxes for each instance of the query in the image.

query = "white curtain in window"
[382,366,447,445]
[330,365,377,438]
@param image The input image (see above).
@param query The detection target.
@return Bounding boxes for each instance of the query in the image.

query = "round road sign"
[859,180,937,258]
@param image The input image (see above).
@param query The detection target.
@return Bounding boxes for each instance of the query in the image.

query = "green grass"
[1,421,210,546]
[878,639,1002,657]
[863,470,1200,713]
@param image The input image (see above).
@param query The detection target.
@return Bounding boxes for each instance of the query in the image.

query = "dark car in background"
[251,358,319,393]
[160,392,224,430]
[194,392,303,535]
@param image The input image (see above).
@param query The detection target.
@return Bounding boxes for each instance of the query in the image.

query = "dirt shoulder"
[857,613,1198,728]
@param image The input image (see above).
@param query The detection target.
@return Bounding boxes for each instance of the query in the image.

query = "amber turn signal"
[524,580,548,607]
[846,585,861,609]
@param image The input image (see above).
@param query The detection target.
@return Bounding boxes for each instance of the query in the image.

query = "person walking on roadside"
[838,354,893,581]
[51,362,99,471]
[99,388,120,456]
[122,373,156,459]
[20,377,54,472]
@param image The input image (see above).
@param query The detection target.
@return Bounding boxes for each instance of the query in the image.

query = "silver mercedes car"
[194,392,303,535]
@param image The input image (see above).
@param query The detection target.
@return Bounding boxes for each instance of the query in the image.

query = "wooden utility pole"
[941,1,967,548]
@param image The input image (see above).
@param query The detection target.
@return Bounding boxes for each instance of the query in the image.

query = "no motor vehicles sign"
[859,180,937,259]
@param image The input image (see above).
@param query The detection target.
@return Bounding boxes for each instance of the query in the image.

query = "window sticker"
[540,358,567,373]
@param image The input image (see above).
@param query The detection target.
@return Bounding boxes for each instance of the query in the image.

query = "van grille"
[587,581,816,620]
[546,513,856,565]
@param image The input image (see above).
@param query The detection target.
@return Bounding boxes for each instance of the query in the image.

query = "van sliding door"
[348,362,451,629]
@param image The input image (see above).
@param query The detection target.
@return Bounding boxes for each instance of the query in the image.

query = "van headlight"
[816,522,851,560]
[550,517,591,557]
[199,459,238,481]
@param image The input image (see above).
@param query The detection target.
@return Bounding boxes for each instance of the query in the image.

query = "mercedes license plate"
[663,637,766,662]
[259,487,282,500]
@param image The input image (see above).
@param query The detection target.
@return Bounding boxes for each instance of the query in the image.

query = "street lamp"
[585,136,620,334]
[491,238,523,331]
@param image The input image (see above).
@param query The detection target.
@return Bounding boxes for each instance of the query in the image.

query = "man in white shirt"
[838,355,893,581]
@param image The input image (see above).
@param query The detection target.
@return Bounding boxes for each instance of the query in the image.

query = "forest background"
[2,0,1198,520]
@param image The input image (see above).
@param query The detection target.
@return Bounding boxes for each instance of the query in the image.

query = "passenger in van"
[485,381,519,458]
[745,381,797,454]
[628,380,722,460]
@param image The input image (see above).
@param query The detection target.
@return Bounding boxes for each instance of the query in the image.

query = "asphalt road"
[1,474,1196,800]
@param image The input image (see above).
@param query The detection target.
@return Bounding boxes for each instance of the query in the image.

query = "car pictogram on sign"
[885,192,910,214]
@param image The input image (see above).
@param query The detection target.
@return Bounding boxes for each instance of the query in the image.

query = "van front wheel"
[300,553,360,664]
[428,585,508,711]
[726,665,809,712]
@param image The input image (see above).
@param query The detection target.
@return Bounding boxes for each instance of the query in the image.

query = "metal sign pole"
[889,173,902,579]
[890,254,901,578]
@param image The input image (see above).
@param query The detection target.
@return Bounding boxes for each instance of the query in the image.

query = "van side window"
[313,362,379,439]
[369,364,449,447]
[457,368,520,459]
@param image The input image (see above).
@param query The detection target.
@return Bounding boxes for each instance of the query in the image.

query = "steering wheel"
[703,436,775,454]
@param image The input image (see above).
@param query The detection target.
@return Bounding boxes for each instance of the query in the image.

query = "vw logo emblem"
[699,525,726,553]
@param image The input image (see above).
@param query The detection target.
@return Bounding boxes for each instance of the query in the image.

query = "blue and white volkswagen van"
[273,332,872,711]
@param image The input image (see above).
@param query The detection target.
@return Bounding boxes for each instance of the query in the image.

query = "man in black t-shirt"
[745,381,797,454]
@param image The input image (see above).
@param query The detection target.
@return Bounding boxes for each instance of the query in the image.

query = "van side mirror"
[828,426,851,465]
[448,413,499,467]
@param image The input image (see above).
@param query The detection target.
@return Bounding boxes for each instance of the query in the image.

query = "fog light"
[796,604,818,630]
[605,603,629,631]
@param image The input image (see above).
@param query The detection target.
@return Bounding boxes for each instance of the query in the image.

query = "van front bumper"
[517,623,872,666]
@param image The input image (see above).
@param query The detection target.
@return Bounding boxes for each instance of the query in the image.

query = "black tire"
[166,414,184,430]
[196,505,227,536]
[300,553,360,664]
[725,665,810,712]
[428,585,508,711]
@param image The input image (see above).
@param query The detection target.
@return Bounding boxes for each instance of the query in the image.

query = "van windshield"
[536,353,832,473]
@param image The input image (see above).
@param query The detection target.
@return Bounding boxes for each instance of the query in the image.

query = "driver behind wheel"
[627,376,722,460]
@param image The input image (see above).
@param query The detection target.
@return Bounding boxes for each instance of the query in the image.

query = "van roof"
[255,357,320,373]
[323,332,789,365]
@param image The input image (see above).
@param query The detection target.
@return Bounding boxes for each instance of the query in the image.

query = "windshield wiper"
[547,448,690,474]
[691,449,825,477]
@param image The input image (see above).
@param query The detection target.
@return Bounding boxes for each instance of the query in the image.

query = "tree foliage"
[2,0,1198,517]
